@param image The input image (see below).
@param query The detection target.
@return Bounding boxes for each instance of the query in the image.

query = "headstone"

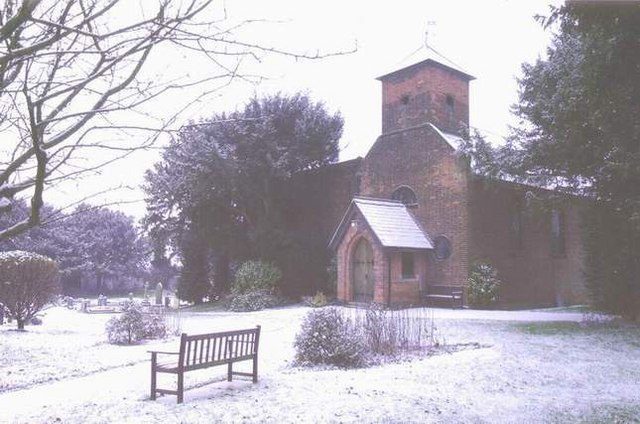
[128,292,133,301]
[155,283,163,305]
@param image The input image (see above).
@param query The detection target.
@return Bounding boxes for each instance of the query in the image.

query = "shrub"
[294,307,367,368]
[228,289,281,312]
[106,301,145,344]
[304,291,328,308]
[0,251,59,330]
[355,306,437,355]
[467,262,501,308]
[106,301,168,344]
[232,260,281,294]
[142,311,168,339]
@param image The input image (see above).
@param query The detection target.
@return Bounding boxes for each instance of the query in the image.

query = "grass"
[513,319,640,338]
[549,403,640,423]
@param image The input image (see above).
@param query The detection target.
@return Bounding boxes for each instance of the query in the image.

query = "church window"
[510,206,523,250]
[551,209,566,257]
[401,252,415,279]
[391,186,418,207]
[446,95,455,125]
[433,235,452,260]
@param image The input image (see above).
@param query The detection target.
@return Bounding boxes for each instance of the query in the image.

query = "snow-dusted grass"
[1,306,639,423]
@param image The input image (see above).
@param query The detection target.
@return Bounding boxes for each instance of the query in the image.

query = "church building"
[289,50,587,308]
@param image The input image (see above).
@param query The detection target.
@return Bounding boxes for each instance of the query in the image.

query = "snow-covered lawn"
[1,306,639,423]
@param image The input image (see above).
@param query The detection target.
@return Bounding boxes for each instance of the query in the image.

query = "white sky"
[44,0,561,220]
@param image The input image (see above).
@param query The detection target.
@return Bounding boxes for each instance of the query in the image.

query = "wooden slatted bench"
[149,326,261,403]
[423,285,464,308]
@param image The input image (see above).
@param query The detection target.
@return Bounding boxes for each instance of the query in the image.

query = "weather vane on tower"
[424,20,437,49]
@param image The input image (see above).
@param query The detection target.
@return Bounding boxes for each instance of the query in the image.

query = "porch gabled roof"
[328,197,433,251]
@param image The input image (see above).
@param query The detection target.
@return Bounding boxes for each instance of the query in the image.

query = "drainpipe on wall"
[387,254,392,309]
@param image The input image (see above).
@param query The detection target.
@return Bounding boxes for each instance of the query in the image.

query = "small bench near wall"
[422,285,464,308]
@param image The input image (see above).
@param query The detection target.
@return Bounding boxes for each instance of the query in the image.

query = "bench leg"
[177,371,184,404]
[227,362,233,382]
[150,353,157,400]
[252,355,258,383]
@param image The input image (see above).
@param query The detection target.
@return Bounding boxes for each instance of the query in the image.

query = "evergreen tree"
[463,4,640,319]
[144,93,343,300]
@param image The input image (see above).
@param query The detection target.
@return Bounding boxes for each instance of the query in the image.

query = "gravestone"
[155,283,163,305]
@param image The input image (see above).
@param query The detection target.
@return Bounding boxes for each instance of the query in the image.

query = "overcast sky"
[44,0,562,220]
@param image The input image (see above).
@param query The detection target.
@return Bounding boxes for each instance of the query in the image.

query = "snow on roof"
[429,123,465,150]
[377,45,475,81]
[329,197,433,250]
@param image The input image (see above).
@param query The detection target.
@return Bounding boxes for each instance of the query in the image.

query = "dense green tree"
[463,4,640,319]
[144,92,343,300]
[0,202,147,294]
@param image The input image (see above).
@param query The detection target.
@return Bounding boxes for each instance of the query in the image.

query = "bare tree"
[0,0,353,240]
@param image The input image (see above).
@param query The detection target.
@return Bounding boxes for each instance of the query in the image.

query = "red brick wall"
[468,178,588,306]
[388,250,429,306]
[360,124,470,292]
[335,211,388,304]
[380,62,470,135]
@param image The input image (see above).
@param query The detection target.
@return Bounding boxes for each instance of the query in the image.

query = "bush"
[142,311,168,339]
[294,307,367,368]
[0,251,59,330]
[303,291,328,308]
[467,262,501,308]
[106,301,167,344]
[232,260,281,294]
[228,289,281,312]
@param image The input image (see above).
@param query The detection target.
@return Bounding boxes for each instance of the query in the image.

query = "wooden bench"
[149,326,261,403]
[422,285,464,308]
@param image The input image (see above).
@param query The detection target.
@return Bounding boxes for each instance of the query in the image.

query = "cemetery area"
[1,304,640,423]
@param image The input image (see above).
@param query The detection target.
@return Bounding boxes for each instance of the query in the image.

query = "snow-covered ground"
[1,306,639,423]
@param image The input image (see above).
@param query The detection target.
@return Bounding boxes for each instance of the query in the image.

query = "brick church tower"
[377,55,474,135]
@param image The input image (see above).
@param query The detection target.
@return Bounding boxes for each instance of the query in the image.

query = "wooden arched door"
[352,238,374,303]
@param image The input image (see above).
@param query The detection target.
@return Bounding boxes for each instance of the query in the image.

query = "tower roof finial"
[424,20,437,49]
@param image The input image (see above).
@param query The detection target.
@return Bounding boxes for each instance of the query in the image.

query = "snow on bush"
[302,291,328,308]
[294,307,367,368]
[228,289,281,312]
[468,262,502,308]
[232,260,281,294]
[0,250,59,330]
[227,261,283,312]
[106,301,167,344]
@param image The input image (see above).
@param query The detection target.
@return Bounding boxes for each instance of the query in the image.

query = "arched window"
[446,95,455,125]
[551,209,566,257]
[391,186,418,207]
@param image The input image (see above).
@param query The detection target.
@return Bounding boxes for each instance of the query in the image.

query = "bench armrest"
[148,350,180,355]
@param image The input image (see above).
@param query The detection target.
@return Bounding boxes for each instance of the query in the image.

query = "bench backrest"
[179,326,261,371]
[425,285,463,296]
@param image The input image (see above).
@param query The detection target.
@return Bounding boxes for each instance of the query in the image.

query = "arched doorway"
[352,238,374,303]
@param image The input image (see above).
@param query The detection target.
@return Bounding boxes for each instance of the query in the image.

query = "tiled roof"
[329,197,433,250]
